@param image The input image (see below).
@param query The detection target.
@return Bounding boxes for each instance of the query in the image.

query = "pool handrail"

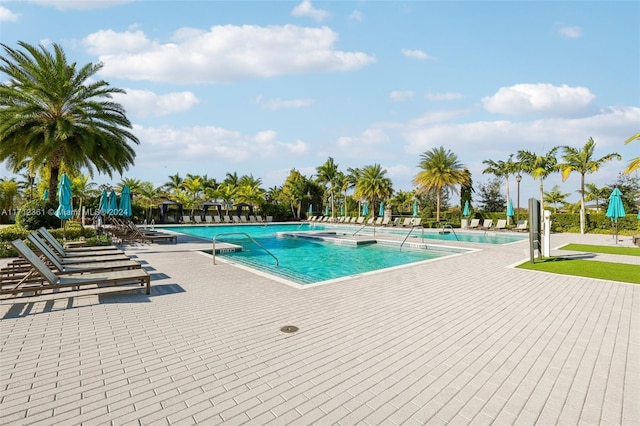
[440,224,459,241]
[399,224,423,251]
[212,232,279,266]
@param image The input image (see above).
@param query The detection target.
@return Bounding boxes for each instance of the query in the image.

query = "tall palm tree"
[164,173,183,194]
[584,183,608,213]
[544,185,570,213]
[281,169,311,219]
[353,164,393,217]
[624,133,640,174]
[181,177,204,216]
[137,181,163,222]
[482,154,517,224]
[0,178,20,213]
[0,42,138,203]
[413,147,469,221]
[71,174,98,222]
[517,147,559,220]
[316,157,340,217]
[224,172,240,188]
[217,183,237,215]
[558,137,621,234]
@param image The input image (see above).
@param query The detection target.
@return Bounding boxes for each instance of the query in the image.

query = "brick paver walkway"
[1,229,638,425]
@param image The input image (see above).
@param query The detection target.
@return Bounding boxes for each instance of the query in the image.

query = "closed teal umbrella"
[412,200,418,217]
[42,189,49,200]
[340,203,344,216]
[379,202,385,217]
[119,186,132,218]
[606,187,625,244]
[362,202,368,216]
[507,199,514,217]
[325,205,329,216]
[54,173,73,239]
[99,189,109,214]
[462,200,470,217]
[308,204,313,215]
[107,190,118,215]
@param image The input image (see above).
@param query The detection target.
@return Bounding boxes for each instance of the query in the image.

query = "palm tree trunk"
[580,173,586,234]
[436,190,441,222]
[505,176,511,226]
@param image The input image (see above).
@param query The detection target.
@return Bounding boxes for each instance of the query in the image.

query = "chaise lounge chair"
[492,219,507,231]
[5,240,150,296]
[467,218,480,229]
[514,220,528,232]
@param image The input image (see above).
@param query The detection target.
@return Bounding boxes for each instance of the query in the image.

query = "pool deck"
[1,228,638,425]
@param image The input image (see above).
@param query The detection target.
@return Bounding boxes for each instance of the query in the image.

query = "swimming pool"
[162,224,470,286]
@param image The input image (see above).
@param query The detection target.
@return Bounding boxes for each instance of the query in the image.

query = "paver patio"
[1,228,638,425]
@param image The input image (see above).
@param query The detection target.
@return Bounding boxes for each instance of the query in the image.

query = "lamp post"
[516,173,522,223]
[29,172,35,201]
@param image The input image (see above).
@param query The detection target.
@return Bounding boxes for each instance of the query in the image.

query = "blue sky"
[1,0,639,206]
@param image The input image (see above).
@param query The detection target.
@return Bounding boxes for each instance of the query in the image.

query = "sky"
[1,0,639,207]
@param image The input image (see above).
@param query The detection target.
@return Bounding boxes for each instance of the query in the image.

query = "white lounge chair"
[467,218,480,229]
[182,215,193,224]
[193,216,202,224]
[514,220,528,232]
[492,219,507,231]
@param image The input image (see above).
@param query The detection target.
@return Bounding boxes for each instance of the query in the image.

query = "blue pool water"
[161,224,470,285]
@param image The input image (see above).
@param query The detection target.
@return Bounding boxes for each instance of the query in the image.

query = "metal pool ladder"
[212,232,279,266]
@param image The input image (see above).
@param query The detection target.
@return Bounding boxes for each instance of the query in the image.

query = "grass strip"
[560,243,640,256]
[517,258,640,284]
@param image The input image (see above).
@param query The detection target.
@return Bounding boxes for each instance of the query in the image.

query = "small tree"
[477,179,506,212]
[544,185,570,213]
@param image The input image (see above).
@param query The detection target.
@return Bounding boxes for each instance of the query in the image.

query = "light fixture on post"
[516,173,522,223]
[29,171,35,201]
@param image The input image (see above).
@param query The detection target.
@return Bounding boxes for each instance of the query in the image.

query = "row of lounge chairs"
[108,218,177,244]
[466,218,528,231]
[1,227,151,297]
[182,215,273,224]
[307,216,422,227]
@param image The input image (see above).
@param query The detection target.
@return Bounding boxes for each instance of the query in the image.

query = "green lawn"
[560,243,640,256]
[517,258,640,284]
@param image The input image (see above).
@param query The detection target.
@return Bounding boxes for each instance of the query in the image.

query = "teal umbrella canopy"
[379,202,385,217]
[99,190,109,214]
[362,202,369,216]
[605,188,625,221]
[119,186,132,217]
[54,173,73,220]
[42,189,49,200]
[412,200,418,217]
[507,199,514,217]
[606,187,625,244]
[308,204,313,214]
[107,190,118,215]
[462,200,470,217]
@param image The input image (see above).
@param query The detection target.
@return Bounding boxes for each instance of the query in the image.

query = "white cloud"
[349,10,364,21]
[83,29,152,55]
[336,128,390,158]
[425,92,464,101]
[112,89,200,118]
[83,25,375,83]
[482,83,596,116]
[0,5,19,21]
[257,97,314,110]
[28,0,131,10]
[401,48,432,60]
[291,0,330,22]
[132,124,309,167]
[403,106,640,156]
[555,24,582,39]
[389,91,414,102]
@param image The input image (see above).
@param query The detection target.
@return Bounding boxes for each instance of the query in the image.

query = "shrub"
[15,199,61,230]
[0,225,30,242]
